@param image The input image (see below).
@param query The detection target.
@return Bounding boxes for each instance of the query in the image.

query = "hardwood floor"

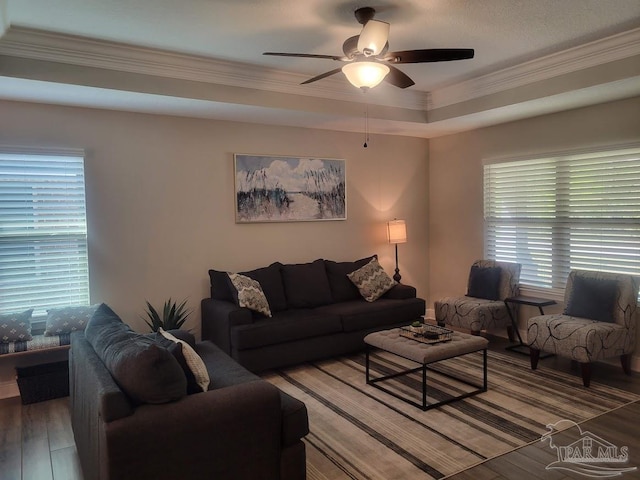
[0,336,638,480]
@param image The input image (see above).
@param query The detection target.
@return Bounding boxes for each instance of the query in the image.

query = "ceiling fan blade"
[383,48,474,64]
[301,68,344,85]
[263,52,347,61]
[384,66,415,89]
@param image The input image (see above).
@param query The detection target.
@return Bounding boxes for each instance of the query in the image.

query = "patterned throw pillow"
[44,305,99,336]
[227,272,272,317]
[0,309,34,343]
[347,257,397,302]
[159,328,210,392]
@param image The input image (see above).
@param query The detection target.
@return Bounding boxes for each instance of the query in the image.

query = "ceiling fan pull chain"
[363,105,369,148]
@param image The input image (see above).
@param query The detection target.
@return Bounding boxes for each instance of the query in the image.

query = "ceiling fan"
[264,7,474,91]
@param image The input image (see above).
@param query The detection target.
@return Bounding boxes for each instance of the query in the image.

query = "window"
[0,148,89,316]
[484,144,640,296]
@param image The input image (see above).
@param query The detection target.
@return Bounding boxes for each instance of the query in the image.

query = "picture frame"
[234,154,346,223]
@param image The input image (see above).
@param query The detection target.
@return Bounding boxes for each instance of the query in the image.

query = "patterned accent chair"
[435,260,522,338]
[528,270,638,387]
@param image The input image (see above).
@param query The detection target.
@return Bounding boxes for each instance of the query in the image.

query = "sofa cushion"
[160,328,210,392]
[325,255,376,302]
[228,273,273,317]
[231,310,343,350]
[316,298,425,333]
[85,304,187,404]
[467,265,501,300]
[209,269,235,302]
[282,259,333,308]
[195,340,309,447]
[45,304,98,336]
[0,309,33,343]
[210,263,287,312]
[564,276,618,322]
[347,257,396,302]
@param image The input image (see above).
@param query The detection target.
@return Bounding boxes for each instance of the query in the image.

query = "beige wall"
[0,100,429,334]
[428,95,640,367]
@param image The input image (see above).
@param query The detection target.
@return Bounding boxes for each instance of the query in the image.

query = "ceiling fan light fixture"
[357,19,390,56]
[342,61,390,90]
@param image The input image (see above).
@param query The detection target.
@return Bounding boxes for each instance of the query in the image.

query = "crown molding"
[431,27,640,109]
[0,26,429,111]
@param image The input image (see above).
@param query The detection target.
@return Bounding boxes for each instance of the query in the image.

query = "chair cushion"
[325,255,376,302]
[435,296,510,332]
[467,265,501,300]
[564,276,617,322]
[281,259,333,308]
[527,314,630,363]
[347,257,396,302]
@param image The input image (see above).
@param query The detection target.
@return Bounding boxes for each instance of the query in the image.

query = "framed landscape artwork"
[234,154,346,223]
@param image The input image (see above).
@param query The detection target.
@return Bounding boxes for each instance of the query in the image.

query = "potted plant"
[142,298,191,332]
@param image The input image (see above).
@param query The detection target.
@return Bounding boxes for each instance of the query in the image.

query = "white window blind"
[0,148,89,316]
[484,145,640,295]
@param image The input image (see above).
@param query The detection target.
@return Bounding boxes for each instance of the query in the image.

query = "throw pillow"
[467,266,501,301]
[152,331,202,394]
[347,257,397,302]
[227,273,272,317]
[86,319,187,404]
[159,328,210,392]
[325,255,377,302]
[208,269,235,302]
[0,309,33,343]
[564,276,618,322]
[44,304,99,336]
[281,259,333,308]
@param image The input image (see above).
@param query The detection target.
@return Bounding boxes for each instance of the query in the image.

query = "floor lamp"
[387,219,407,283]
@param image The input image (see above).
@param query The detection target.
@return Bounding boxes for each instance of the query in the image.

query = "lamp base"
[393,269,401,283]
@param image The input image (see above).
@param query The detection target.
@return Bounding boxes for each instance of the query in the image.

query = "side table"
[504,295,556,357]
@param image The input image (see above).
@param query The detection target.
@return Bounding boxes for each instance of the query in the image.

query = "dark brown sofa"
[70,304,308,480]
[202,256,426,372]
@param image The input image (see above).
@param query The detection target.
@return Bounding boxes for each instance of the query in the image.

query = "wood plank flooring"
[0,335,638,480]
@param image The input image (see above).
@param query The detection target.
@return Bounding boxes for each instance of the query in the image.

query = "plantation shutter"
[484,145,640,295]
[0,148,90,316]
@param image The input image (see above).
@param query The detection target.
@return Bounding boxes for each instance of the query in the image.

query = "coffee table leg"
[366,346,371,384]
[422,363,427,410]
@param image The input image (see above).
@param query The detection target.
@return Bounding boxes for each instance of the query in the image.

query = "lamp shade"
[342,61,390,89]
[357,19,390,56]
[387,219,407,244]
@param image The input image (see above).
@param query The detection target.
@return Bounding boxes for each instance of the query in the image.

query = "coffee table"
[364,327,488,411]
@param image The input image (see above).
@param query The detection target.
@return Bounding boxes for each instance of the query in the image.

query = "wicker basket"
[16,361,69,405]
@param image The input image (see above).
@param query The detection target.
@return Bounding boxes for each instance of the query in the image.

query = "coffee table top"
[364,327,489,365]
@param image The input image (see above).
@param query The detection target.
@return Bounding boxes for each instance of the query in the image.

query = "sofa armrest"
[104,380,283,480]
[382,283,417,300]
[201,298,253,354]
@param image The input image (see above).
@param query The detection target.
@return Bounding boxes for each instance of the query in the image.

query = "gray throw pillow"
[348,257,396,302]
[44,304,98,336]
[0,309,33,343]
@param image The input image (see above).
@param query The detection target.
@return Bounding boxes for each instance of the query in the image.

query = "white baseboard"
[0,380,19,400]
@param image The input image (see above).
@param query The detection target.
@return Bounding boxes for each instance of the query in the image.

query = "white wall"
[428,96,640,369]
[0,99,429,396]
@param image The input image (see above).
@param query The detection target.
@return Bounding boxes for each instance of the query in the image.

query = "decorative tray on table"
[400,323,453,344]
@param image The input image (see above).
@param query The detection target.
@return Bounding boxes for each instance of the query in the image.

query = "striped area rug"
[263,349,639,480]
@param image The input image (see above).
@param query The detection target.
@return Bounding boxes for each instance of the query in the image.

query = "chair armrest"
[105,380,283,480]
[382,284,417,300]
[201,298,253,354]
